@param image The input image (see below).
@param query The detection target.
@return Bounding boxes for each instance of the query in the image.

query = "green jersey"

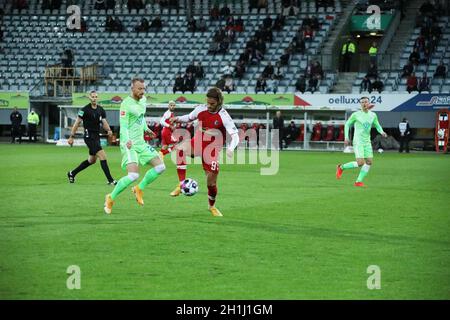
[119,96,148,146]
[345,110,384,145]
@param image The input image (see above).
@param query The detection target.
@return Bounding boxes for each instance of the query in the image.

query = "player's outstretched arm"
[172,105,203,123]
[68,117,82,145]
[101,118,113,136]
[119,106,131,148]
[373,114,387,137]
[344,113,356,145]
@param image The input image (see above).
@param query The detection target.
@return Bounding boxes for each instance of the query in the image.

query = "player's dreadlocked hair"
[206,87,224,106]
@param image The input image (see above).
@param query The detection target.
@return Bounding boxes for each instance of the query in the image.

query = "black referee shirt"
[77,103,106,138]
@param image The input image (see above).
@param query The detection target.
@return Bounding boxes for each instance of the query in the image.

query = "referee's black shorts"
[84,135,102,156]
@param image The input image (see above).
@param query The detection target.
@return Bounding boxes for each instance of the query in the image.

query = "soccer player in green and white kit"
[104,78,166,214]
[336,97,387,187]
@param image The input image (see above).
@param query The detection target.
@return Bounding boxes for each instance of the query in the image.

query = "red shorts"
[161,127,178,147]
[189,136,222,173]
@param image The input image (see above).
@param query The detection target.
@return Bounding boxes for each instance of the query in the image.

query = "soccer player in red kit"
[159,100,187,196]
[171,87,239,217]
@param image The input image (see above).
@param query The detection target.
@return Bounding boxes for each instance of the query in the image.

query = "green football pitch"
[0,144,449,299]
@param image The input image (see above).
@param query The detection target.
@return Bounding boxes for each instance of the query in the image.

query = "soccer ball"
[181,178,199,196]
[378,148,384,153]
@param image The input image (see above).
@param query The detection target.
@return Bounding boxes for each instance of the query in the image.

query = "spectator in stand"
[183,72,196,93]
[218,37,231,54]
[263,16,272,29]
[255,76,267,93]
[303,25,314,42]
[434,62,447,78]
[149,16,162,31]
[105,16,115,32]
[279,49,291,66]
[249,0,258,9]
[360,76,372,93]
[250,48,264,65]
[419,48,430,64]
[419,0,435,18]
[366,63,378,79]
[221,63,234,77]
[310,15,320,31]
[256,38,266,54]
[427,35,439,53]
[372,77,384,93]
[226,28,236,43]
[220,4,231,19]
[261,27,273,42]
[173,73,184,93]
[95,0,106,10]
[292,34,306,54]
[186,61,196,75]
[210,5,220,20]
[215,76,226,91]
[224,76,234,93]
[274,61,284,80]
[225,16,235,30]
[414,33,426,50]
[401,61,414,78]
[311,60,324,80]
[135,18,150,32]
[282,0,299,17]
[418,73,430,92]
[285,121,298,146]
[407,73,418,93]
[266,77,279,94]
[262,62,274,79]
[257,0,268,9]
[187,17,197,32]
[106,0,116,10]
[128,0,144,11]
[194,61,204,79]
[307,75,319,93]
[409,48,420,66]
[234,16,244,32]
[273,14,285,31]
[295,76,306,93]
[234,60,246,79]
[197,17,207,32]
[114,16,124,32]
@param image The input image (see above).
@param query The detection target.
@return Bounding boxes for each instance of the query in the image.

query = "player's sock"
[71,160,92,176]
[177,165,186,182]
[341,161,359,170]
[100,160,114,182]
[356,164,371,182]
[176,150,186,183]
[111,172,139,200]
[208,185,217,207]
[138,164,166,189]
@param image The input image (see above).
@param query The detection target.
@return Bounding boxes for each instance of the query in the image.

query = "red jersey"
[160,109,174,129]
[181,105,238,146]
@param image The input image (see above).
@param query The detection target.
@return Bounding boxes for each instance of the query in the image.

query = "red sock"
[176,150,186,182]
[208,185,217,207]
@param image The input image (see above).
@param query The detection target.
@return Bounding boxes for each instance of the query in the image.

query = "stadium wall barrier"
[71,92,450,112]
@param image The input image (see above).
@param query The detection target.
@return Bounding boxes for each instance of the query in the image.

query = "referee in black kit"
[67,91,116,185]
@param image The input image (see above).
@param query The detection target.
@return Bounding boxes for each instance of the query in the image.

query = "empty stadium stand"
[0,0,343,95]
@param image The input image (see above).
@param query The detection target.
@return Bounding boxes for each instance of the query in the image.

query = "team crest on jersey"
[214,120,219,126]
[120,111,126,117]
[363,122,371,130]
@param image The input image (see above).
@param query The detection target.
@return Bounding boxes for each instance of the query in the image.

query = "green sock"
[342,161,359,170]
[111,176,134,200]
[356,164,371,182]
[138,168,161,190]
